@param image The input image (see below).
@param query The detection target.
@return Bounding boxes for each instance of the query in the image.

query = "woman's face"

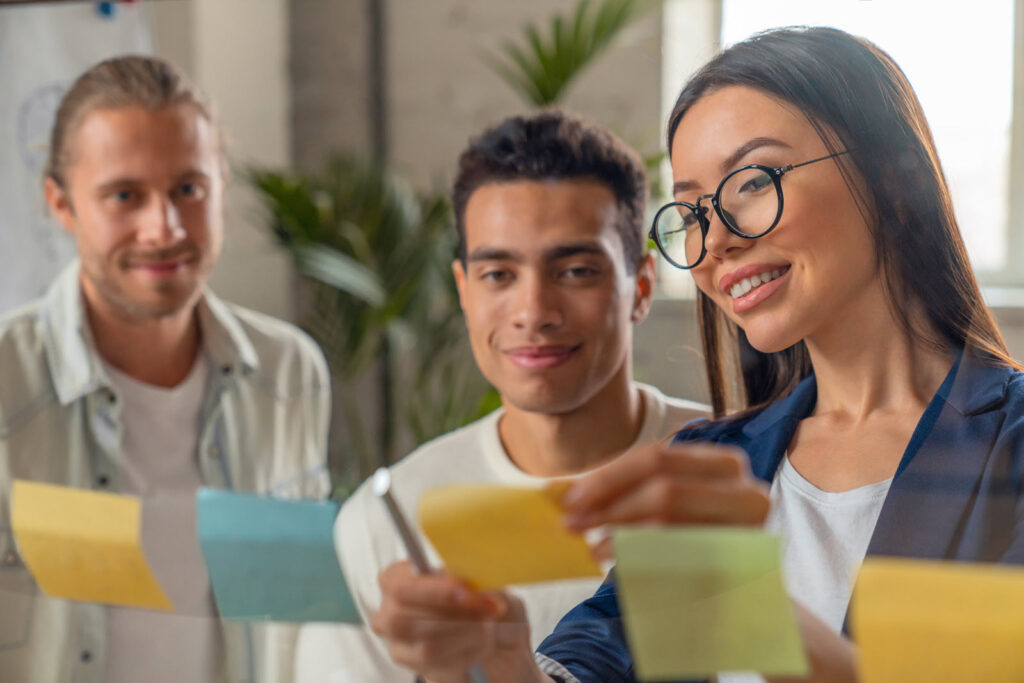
[671,85,880,353]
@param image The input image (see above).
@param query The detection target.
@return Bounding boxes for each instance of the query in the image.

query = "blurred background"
[2,0,1023,494]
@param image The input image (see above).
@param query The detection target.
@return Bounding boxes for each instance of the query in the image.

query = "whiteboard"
[0,3,152,314]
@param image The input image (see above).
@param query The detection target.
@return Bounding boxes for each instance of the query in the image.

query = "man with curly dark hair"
[295,110,705,681]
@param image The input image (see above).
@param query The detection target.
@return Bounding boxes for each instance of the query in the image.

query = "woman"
[372,27,1024,682]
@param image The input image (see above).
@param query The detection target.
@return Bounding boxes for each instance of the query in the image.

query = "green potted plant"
[248,155,494,496]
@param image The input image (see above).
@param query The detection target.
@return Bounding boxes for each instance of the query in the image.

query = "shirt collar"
[941,346,1014,416]
[40,262,99,406]
[196,289,260,376]
[741,373,818,438]
[41,260,260,405]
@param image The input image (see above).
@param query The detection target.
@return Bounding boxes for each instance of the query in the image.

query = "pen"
[373,468,490,683]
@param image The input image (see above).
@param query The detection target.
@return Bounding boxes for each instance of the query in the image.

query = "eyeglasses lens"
[653,204,704,268]
[718,167,778,238]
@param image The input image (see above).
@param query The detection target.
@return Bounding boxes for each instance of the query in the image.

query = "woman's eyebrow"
[672,137,793,196]
[719,137,792,173]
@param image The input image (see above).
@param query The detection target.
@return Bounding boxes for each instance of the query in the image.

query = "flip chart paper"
[418,483,601,589]
[852,558,1024,682]
[614,527,808,681]
[10,480,172,610]
[196,488,359,623]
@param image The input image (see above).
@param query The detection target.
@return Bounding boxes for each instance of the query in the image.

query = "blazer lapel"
[741,375,818,483]
[866,352,1012,560]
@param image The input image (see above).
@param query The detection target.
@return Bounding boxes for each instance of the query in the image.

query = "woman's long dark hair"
[668,27,1019,417]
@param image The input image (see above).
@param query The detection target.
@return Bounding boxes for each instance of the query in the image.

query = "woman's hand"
[563,441,770,535]
[769,601,858,683]
[371,561,551,683]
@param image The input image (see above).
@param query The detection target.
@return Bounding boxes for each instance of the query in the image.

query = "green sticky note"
[614,527,808,681]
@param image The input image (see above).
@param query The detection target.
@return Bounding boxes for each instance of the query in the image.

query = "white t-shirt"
[102,356,225,683]
[294,383,705,683]
[719,455,892,683]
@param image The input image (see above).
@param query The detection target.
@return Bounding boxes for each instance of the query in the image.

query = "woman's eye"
[680,211,701,232]
[738,174,773,194]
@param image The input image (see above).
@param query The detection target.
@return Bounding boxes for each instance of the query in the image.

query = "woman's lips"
[731,267,790,314]
[504,345,579,369]
[718,263,791,294]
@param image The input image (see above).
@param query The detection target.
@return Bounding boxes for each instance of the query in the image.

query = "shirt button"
[3,550,17,566]
[221,365,232,376]
[96,475,110,488]
[80,650,92,663]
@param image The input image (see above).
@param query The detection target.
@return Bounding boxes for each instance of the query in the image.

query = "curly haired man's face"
[453,179,652,415]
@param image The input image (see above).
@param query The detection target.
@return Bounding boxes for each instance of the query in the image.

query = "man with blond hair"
[0,55,329,682]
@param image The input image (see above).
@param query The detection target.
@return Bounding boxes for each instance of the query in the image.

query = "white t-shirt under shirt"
[719,455,892,683]
[767,455,892,631]
[293,383,706,683]
[102,356,225,683]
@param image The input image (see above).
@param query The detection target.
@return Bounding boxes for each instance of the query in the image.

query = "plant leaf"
[482,0,651,107]
[293,243,387,307]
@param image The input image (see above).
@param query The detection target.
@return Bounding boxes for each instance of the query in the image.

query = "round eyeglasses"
[649,150,849,269]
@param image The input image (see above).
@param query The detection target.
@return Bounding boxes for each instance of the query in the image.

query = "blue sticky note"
[196,488,359,623]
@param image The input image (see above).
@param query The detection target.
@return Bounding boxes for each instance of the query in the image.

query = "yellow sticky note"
[852,558,1024,682]
[614,527,808,681]
[11,480,173,611]
[418,483,601,589]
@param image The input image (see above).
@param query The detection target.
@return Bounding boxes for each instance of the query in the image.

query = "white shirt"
[294,383,706,683]
[0,261,331,683]
[102,356,225,683]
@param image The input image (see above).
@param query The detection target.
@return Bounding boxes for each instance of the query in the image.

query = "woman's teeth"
[730,269,784,299]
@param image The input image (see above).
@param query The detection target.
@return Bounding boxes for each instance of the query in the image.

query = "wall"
[290,0,373,169]
[292,0,666,193]
[994,307,1024,360]
[149,0,295,322]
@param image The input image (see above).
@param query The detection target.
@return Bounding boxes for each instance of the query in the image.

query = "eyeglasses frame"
[649,150,849,270]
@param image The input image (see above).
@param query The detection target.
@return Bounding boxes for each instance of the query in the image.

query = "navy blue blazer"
[536,352,1024,682]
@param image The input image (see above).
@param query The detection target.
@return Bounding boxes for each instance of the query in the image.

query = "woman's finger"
[590,535,614,563]
[563,443,749,520]
[572,475,769,529]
